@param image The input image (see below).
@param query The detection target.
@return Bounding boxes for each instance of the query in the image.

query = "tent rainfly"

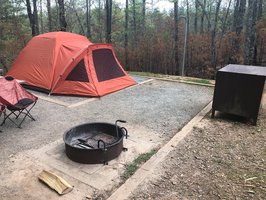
[7,32,136,97]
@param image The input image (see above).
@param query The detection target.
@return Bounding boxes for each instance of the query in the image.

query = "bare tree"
[194,0,199,33]
[220,0,232,38]
[258,0,263,20]
[196,0,211,30]
[244,0,258,65]
[58,0,67,31]
[174,0,179,75]
[25,0,39,36]
[125,0,129,69]
[229,0,246,63]
[55,0,59,28]
[40,0,43,33]
[197,0,222,68]
[232,0,246,35]
[211,0,222,67]
[132,0,136,44]
[25,0,34,35]
[97,0,103,41]
[86,0,91,38]
[186,0,190,68]
[33,0,39,34]
[142,0,146,29]
[106,0,112,43]
[69,1,85,35]
[186,0,190,36]
[200,0,206,33]
[47,0,52,31]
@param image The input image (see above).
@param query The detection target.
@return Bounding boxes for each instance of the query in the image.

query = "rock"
[172,181,177,185]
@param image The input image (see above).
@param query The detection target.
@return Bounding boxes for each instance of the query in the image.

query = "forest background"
[0,0,265,79]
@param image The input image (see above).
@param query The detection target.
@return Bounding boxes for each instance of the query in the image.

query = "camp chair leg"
[2,112,27,128]
[21,101,36,121]
[23,108,35,121]
[0,112,8,126]
[0,106,6,129]
[17,114,28,128]
[1,111,22,128]
[9,110,20,119]
[1,101,37,128]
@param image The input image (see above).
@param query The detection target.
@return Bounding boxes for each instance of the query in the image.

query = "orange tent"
[7,32,136,97]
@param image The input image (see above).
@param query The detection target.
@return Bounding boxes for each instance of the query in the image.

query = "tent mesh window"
[66,59,89,82]
[92,49,125,82]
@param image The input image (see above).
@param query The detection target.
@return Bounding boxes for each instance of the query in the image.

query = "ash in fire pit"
[63,120,128,165]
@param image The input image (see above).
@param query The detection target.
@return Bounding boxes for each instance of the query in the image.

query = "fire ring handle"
[115,120,127,138]
[121,127,128,139]
[98,139,106,150]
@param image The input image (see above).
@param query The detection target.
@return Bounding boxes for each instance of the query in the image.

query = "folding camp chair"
[0,104,5,132]
[0,76,38,128]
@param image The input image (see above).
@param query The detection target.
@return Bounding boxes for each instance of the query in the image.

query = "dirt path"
[128,110,266,200]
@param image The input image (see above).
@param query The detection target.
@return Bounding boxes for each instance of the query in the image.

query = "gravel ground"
[0,79,213,169]
[128,110,266,200]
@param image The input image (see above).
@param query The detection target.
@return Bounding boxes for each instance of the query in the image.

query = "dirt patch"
[128,110,266,200]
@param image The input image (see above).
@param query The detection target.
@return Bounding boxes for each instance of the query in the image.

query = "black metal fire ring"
[63,120,128,165]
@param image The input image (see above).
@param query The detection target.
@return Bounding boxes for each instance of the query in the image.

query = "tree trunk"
[72,2,85,35]
[40,0,43,33]
[0,59,8,73]
[236,0,246,35]
[86,0,91,38]
[194,0,198,33]
[244,0,258,65]
[233,0,246,35]
[142,0,146,29]
[232,0,240,32]
[196,0,211,30]
[25,0,39,36]
[106,0,112,43]
[200,0,206,33]
[25,0,34,36]
[47,0,52,31]
[33,0,39,35]
[125,0,129,69]
[230,0,246,63]
[58,0,67,31]
[174,0,179,75]
[132,0,136,44]
[97,0,103,41]
[221,0,232,38]
[218,0,232,63]
[55,0,59,28]
[186,0,190,69]
[211,0,222,68]
[258,0,263,20]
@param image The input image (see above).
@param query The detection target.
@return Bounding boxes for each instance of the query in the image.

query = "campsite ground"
[0,76,265,200]
[0,77,213,200]
[127,110,266,200]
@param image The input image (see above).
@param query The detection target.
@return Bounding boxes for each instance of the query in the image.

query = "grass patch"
[186,78,212,85]
[130,71,212,84]
[129,71,164,78]
[122,149,157,180]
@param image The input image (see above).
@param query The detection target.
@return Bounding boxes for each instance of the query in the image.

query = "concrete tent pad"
[0,79,213,199]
